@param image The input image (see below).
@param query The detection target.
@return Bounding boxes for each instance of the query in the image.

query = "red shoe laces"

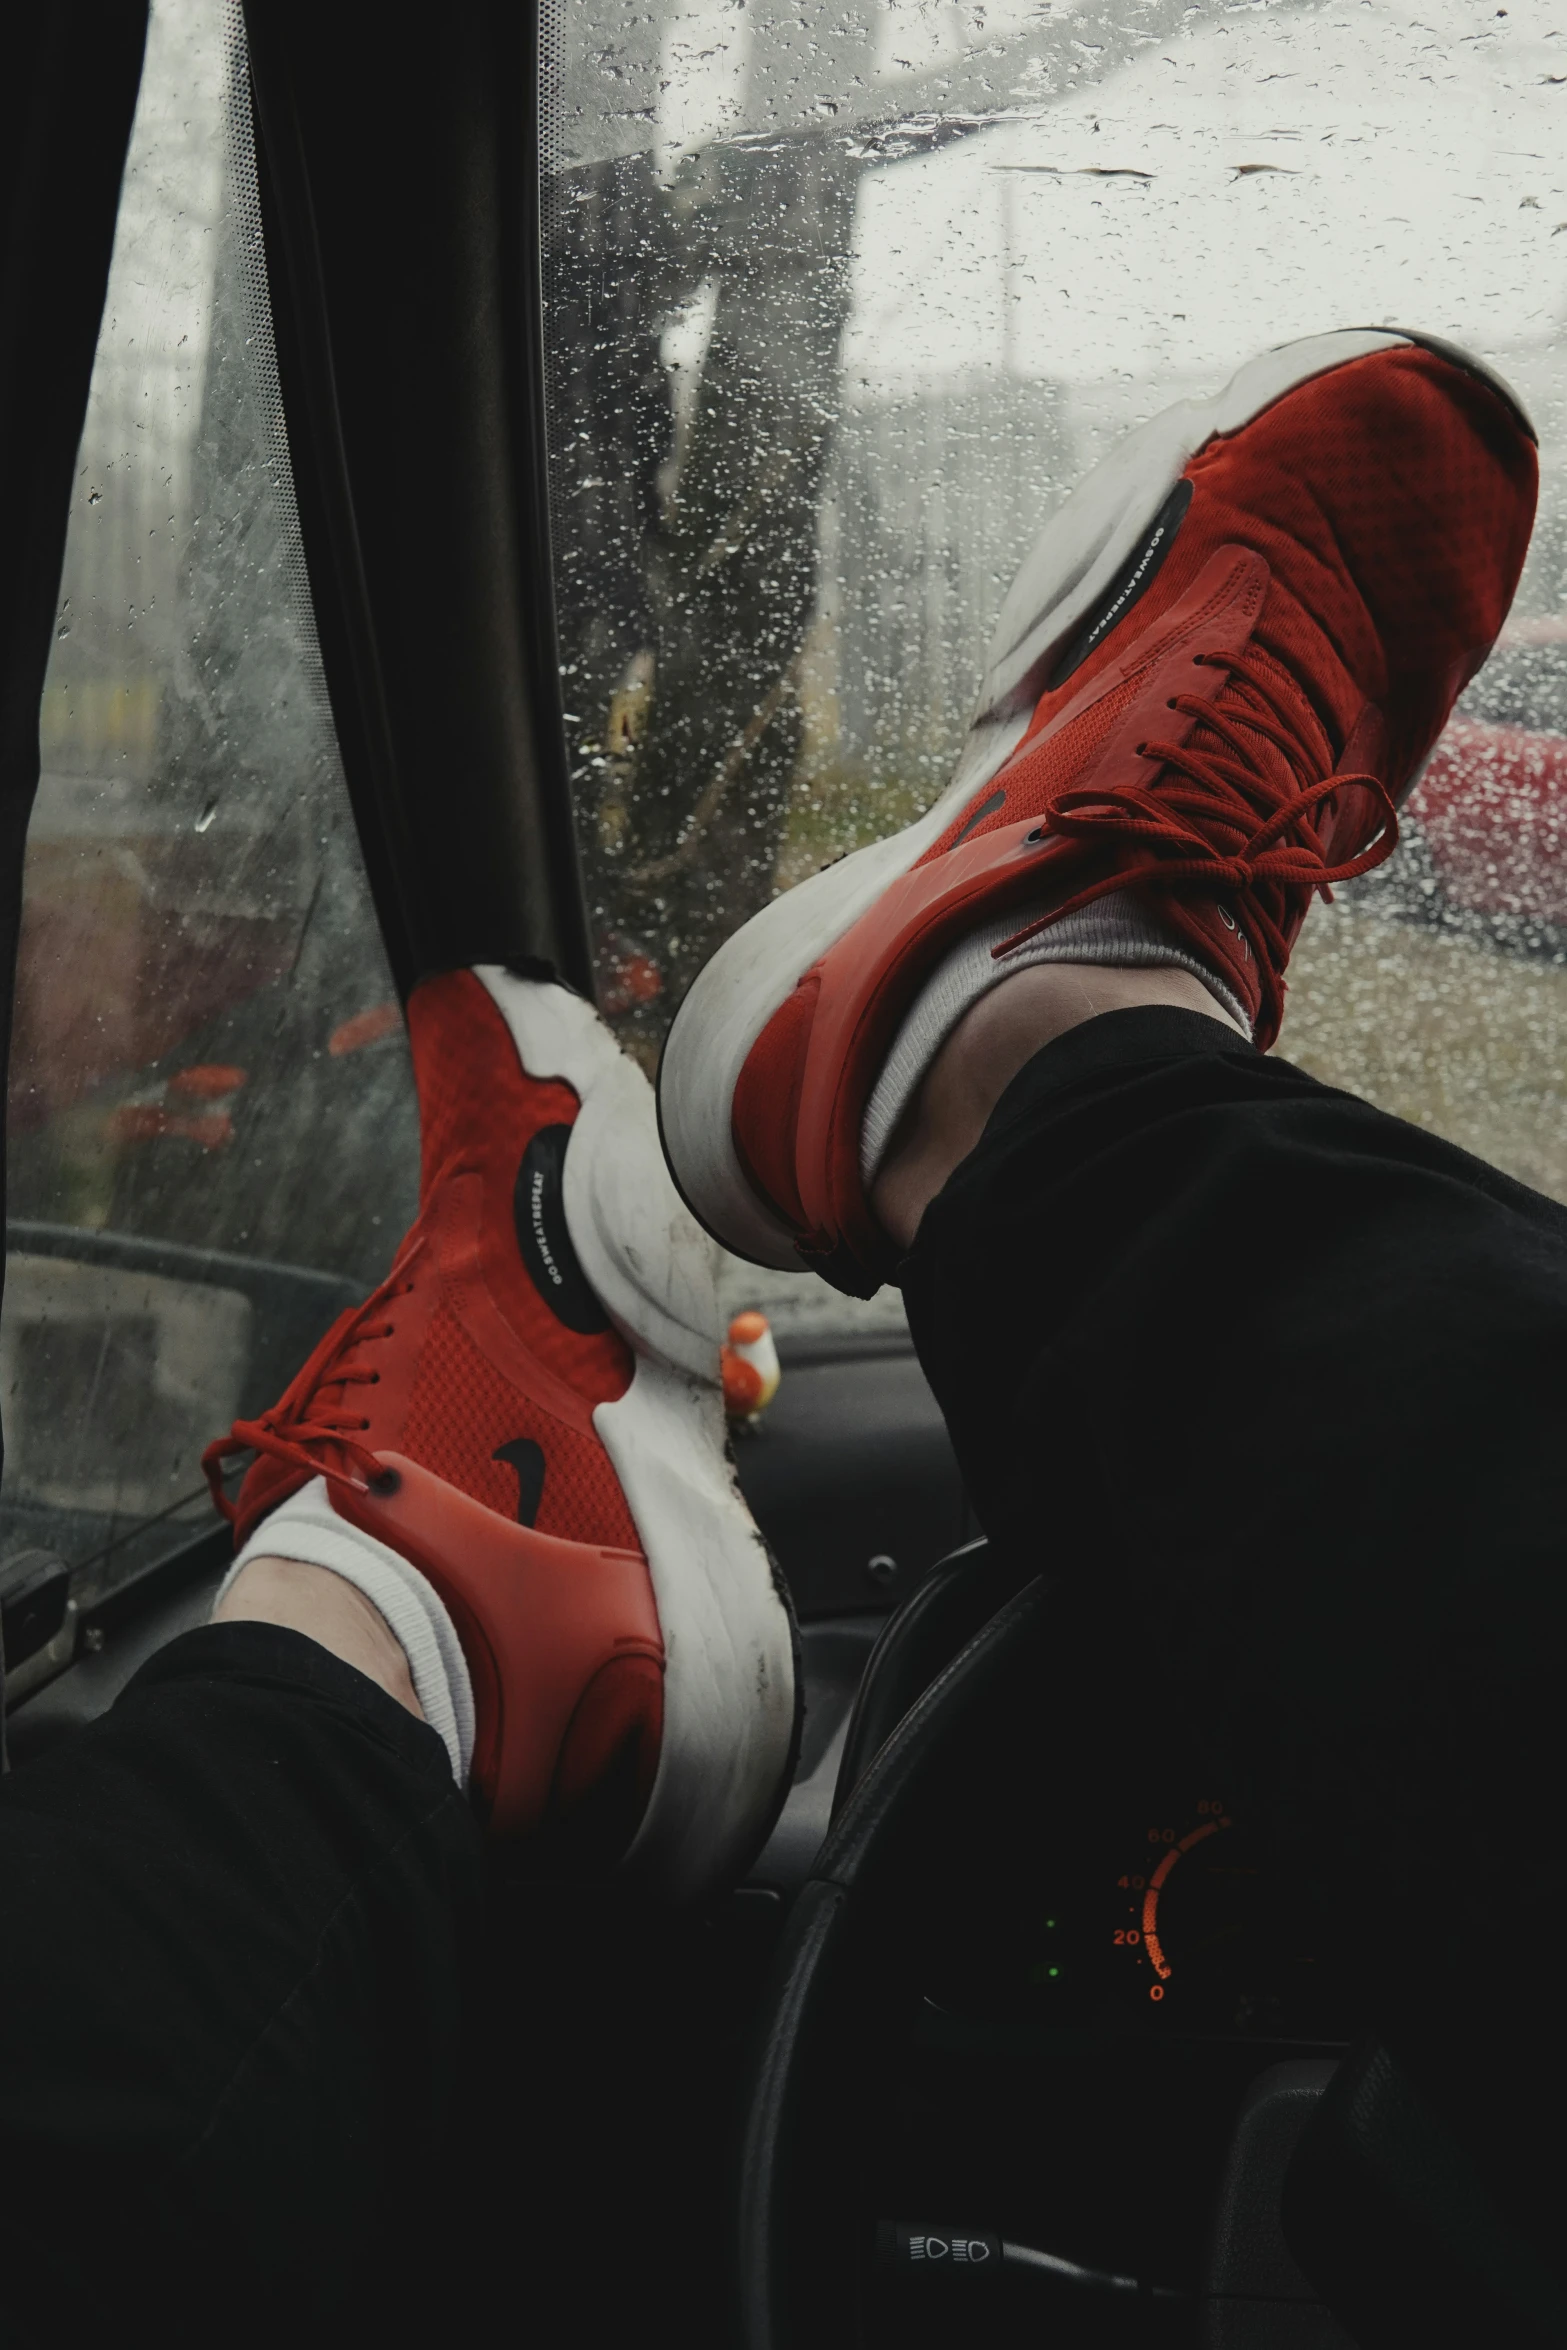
[997,646,1398,1044]
[202,1278,416,1521]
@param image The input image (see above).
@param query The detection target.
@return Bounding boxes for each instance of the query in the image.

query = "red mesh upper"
[224,969,642,1552]
[954,348,1538,1045]
[407,974,633,1412]
[949,344,1537,862]
[402,1303,638,1549]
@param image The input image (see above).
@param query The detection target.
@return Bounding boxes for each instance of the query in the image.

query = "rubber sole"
[475,966,800,1901]
[656,327,1532,1270]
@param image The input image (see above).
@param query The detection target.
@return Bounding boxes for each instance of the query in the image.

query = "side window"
[542,1,1567,1270]
[4,0,418,1609]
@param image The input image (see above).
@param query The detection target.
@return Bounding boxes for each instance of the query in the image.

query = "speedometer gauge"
[1113,1802,1248,2007]
[1095,1796,1353,2036]
[920,1784,1356,2042]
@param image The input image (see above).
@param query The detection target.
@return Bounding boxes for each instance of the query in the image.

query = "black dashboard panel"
[732,1339,972,1620]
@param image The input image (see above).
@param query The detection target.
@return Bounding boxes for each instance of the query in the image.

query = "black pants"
[3,1009,1564,2333]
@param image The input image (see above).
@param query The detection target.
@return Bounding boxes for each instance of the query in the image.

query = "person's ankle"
[213,1555,424,1719]
[870,961,1243,1251]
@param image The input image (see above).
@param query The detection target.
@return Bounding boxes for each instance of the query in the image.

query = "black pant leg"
[0,1620,482,2345]
[901,1006,1567,2242]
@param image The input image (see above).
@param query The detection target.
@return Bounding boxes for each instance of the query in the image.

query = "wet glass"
[4,0,418,1605]
[541,0,1567,1320]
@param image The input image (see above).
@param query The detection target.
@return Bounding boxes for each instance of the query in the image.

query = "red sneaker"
[658,329,1538,1295]
[205,967,798,1895]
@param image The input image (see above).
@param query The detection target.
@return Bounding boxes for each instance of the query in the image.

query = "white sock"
[860,888,1251,1185]
[215,1477,476,1783]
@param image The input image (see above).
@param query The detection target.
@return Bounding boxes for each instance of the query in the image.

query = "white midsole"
[476,965,797,1900]
[657,326,1447,1268]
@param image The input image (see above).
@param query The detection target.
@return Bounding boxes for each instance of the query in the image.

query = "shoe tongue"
[1182,643,1336,806]
[306,1256,414,1405]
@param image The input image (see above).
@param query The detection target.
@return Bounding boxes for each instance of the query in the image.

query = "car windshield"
[541,0,1567,1304]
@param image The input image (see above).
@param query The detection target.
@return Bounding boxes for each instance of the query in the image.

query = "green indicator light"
[1046,1918,1057,1930]
[1048,1966,1060,1978]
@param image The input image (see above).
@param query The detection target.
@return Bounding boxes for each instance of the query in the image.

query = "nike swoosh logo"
[492,1437,546,1527]
[948,786,1006,848]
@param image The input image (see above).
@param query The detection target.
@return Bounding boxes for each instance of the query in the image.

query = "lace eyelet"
[368,1465,401,1498]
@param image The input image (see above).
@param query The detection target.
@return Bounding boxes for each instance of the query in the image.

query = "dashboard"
[863,1782,1359,2339]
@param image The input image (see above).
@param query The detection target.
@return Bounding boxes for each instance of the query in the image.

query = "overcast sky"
[838,0,1567,405]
